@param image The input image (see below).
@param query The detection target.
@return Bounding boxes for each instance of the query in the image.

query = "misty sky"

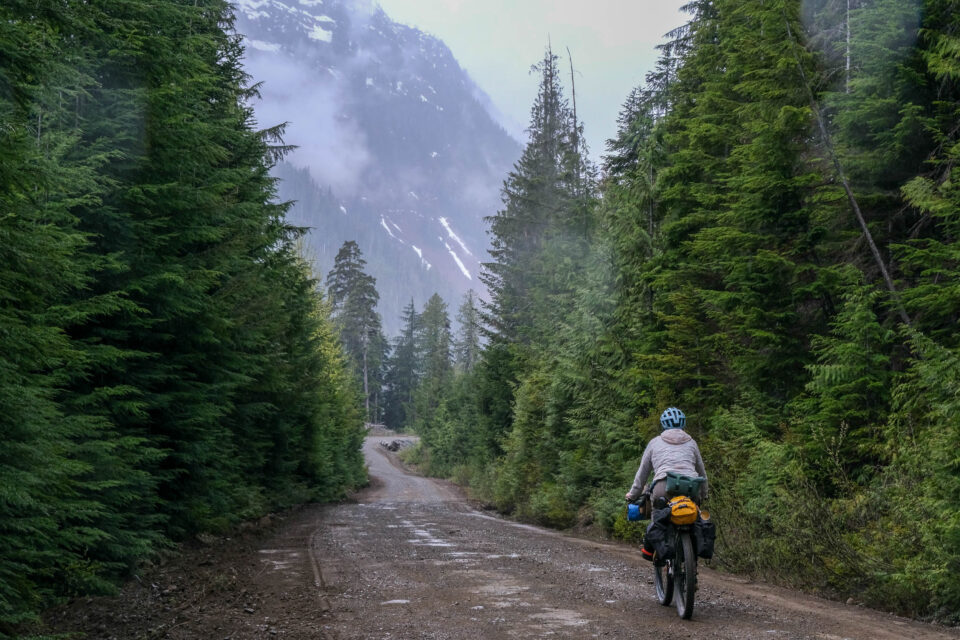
[375,0,688,162]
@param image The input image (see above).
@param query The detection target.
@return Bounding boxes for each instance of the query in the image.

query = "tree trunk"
[362,333,370,421]
[783,11,911,326]
[846,0,851,93]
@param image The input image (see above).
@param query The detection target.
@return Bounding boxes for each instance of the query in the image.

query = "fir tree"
[384,300,420,429]
[412,294,453,440]
[326,241,386,421]
[454,291,482,373]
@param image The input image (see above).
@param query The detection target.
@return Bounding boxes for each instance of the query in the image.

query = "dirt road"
[46,437,960,640]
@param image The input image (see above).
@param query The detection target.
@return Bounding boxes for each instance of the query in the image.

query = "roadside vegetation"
[386,0,960,623]
[0,1,365,634]
[5,0,960,632]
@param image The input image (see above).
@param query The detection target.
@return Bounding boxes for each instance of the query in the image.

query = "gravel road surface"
[43,436,960,640]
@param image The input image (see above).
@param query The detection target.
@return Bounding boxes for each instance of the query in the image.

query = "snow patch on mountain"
[235,0,520,333]
[248,39,281,52]
[380,217,403,242]
[445,243,471,280]
[236,0,270,20]
[412,245,432,270]
[308,24,332,41]
[439,217,473,256]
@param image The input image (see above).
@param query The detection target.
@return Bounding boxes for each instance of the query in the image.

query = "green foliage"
[454,291,482,374]
[383,300,420,429]
[411,294,454,454]
[874,331,960,620]
[403,0,960,622]
[326,241,388,422]
[0,0,365,632]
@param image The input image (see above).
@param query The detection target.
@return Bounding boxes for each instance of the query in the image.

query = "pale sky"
[375,0,688,164]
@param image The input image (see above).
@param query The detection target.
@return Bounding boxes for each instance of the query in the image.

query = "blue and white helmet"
[660,407,686,430]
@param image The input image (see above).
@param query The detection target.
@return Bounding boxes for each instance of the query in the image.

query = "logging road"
[46,437,960,640]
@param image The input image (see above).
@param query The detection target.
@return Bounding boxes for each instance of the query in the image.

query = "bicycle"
[636,473,710,620]
[653,516,697,619]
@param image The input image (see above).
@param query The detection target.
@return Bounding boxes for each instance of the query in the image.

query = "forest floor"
[41,437,960,640]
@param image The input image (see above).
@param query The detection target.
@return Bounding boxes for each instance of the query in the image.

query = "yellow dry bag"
[668,496,699,525]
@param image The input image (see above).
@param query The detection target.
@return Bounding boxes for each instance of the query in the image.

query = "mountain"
[232,0,522,334]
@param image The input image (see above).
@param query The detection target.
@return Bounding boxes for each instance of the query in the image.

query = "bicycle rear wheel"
[674,530,697,619]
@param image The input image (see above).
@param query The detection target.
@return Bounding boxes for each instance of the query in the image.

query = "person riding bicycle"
[624,407,708,507]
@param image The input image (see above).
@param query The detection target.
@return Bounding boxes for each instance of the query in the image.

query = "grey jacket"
[626,429,707,500]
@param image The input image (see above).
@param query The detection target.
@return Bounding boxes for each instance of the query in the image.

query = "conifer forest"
[0,0,365,632]
[2,0,960,635]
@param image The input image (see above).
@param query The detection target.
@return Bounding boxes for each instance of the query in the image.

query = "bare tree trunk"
[846,0,852,93]
[362,333,370,421]
[567,46,578,148]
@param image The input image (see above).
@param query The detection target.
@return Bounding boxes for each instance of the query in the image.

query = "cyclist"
[625,407,708,507]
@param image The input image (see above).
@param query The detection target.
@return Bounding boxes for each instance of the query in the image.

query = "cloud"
[374,0,688,163]
[243,48,372,196]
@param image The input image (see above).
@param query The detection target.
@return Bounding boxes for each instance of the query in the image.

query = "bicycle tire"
[653,552,674,606]
[674,530,697,619]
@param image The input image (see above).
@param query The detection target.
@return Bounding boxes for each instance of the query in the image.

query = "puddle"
[476,582,529,597]
[529,608,590,627]
[381,599,410,605]
[406,539,455,547]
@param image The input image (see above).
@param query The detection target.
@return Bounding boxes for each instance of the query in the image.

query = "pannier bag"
[644,506,674,560]
[668,496,699,525]
[694,516,716,559]
[665,472,705,499]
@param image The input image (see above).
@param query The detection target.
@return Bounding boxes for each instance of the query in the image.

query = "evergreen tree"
[476,45,596,470]
[416,294,453,396]
[454,291,482,373]
[0,0,100,621]
[482,45,593,351]
[412,294,453,440]
[0,0,367,628]
[384,300,420,429]
[793,284,893,492]
[326,241,386,421]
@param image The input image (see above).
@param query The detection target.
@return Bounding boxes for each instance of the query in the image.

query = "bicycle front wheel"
[674,530,697,619]
[654,552,674,606]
